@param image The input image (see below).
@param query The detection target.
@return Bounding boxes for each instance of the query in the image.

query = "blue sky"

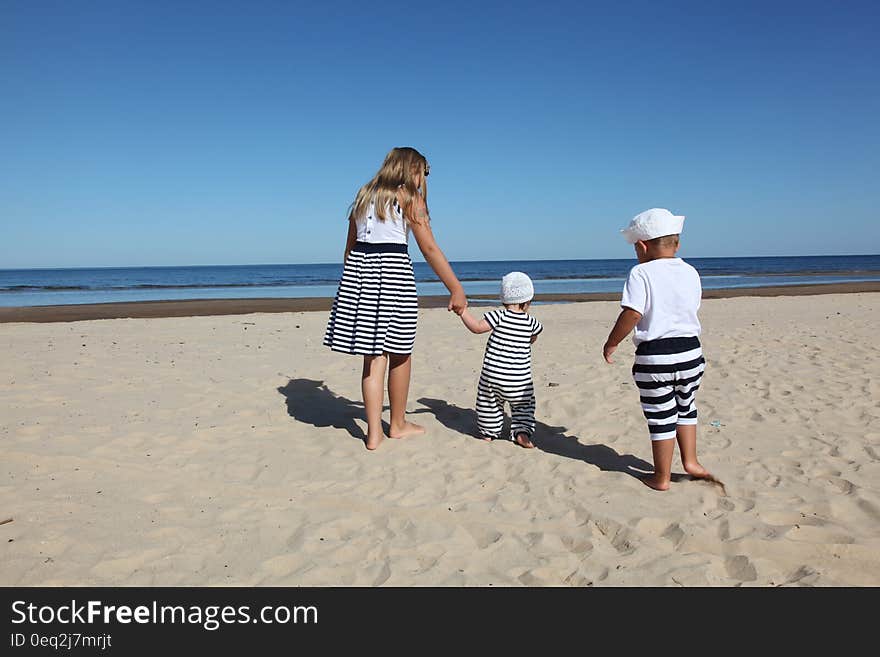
[2,0,878,267]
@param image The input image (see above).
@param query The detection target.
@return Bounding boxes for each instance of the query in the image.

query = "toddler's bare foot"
[480,434,494,441]
[389,421,425,439]
[513,432,535,448]
[639,474,670,491]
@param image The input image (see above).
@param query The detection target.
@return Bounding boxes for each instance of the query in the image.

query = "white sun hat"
[500,271,534,304]
[620,208,685,244]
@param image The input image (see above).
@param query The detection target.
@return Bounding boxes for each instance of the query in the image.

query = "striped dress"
[323,203,418,356]
[476,308,543,440]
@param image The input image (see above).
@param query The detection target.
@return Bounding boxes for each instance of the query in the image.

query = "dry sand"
[2,292,879,586]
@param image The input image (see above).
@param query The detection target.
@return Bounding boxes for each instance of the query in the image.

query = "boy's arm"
[460,308,492,334]
[603,307,642,363]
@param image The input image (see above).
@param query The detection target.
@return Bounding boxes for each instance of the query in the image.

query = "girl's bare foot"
[513,432,535,448]
[365,433,384,451]
[639,474,670,491]
[389,421,426,439]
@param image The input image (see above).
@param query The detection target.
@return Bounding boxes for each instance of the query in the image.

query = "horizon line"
[2,252,880,272]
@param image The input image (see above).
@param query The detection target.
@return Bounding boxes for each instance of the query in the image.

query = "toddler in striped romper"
[603,209,721,491]
[459,272,543,448]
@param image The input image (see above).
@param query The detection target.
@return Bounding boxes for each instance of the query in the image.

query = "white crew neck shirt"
[620,258,702,345]
[354,201,409,244]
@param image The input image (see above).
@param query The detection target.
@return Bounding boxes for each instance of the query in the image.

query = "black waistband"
[352,241,408,254]
[635,336,701,355]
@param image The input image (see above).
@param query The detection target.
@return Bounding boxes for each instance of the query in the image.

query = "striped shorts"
[323,242,418,356]
[632,336,705,441]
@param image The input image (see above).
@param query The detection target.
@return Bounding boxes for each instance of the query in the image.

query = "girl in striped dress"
[323,147,467,450]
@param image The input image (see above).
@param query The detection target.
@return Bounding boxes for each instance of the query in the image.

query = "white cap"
[500,271,534,304]
[620,208,685,244]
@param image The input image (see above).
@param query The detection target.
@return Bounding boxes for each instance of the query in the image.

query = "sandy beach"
[2,290,879,586]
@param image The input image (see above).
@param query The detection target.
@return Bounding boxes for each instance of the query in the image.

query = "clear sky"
[2,0,878,268]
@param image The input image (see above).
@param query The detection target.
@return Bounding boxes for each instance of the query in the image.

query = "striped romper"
[323,202,418,356]
[476,308,543,440]
[621,258,705,441]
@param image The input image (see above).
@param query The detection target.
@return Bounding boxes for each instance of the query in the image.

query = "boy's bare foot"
[480,435,494,441]
[389,421,426,439]
[639,474,670,491]
[513,432,535,448]
[684,461,726,492]
[365,434,384,451]
[683,461,711,478]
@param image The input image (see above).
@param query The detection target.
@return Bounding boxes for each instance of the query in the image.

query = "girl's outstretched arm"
[460,308,491,334]
[405,194,467,314]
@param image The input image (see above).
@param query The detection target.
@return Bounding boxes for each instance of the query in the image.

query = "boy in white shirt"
[603,208,721,491]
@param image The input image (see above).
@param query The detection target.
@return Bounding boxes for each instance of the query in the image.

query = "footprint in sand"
[819,476,855,495]
[464,525,503,550]
[724,555,758,582]
[560,535,593,554]
[785,525,854,544]
[661,523,686,548]
[782,565,821,586]
[591,518,638,555]
[856,498,880,523]
[371,560,392,586]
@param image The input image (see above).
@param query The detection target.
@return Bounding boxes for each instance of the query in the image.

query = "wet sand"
[2,281,879,323]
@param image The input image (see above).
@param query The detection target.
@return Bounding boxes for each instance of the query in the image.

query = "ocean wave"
[1,276,634,292]
[740,269,880,277]
[0,285,90,292]
[0,281,341,293]
[423,275,627,283]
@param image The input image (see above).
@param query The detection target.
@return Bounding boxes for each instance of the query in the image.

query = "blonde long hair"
[350,147,429,224]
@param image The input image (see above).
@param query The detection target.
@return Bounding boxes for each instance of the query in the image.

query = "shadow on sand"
[278,378,389,443]
[276,384,720,489]
[415,397,655,481]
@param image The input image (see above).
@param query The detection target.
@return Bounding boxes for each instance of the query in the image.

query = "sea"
[1,255,879,307]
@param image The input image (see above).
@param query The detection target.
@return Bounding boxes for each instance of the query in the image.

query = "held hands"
[448,289,468,315]
[603,341,617,364]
